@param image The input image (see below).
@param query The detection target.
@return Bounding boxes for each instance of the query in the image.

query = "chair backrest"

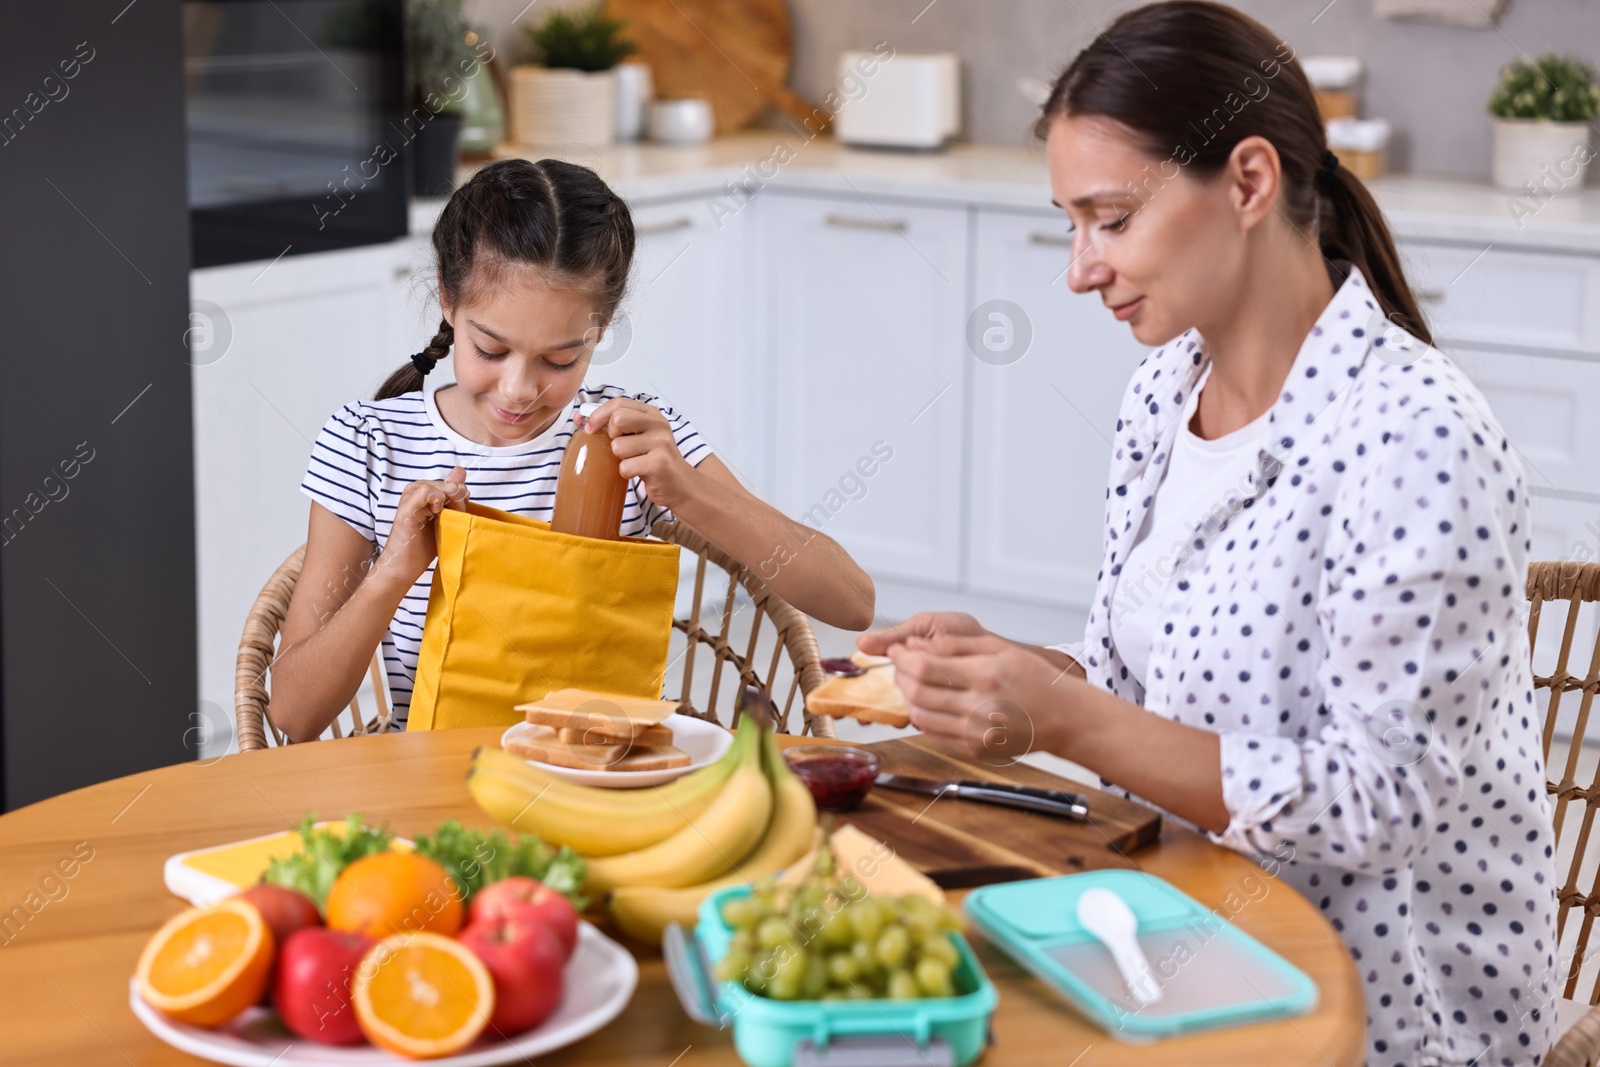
[651,519,833,738]
[235,522,832,751]
[1527,560,1600,1004]
[235,544,392,751]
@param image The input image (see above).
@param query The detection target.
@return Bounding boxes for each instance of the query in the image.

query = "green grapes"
[714,870,967,1002]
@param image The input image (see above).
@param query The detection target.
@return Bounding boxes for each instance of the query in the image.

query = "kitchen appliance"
[183,0,408,267]
[4,0,197,811]
[833,51,959,150]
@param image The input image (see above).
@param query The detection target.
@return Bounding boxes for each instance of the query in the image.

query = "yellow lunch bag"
[406,502,681,731]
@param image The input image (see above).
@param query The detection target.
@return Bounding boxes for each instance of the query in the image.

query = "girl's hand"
[375,466,469,586]
[858,611,992,656]
[888,635,1079,765]
[585,399,697,512]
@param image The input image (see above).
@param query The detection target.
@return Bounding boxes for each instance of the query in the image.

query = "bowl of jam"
[784,746,880,811]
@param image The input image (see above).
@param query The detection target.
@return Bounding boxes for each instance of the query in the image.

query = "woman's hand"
[586,399,697,512]
[374,466,469,586]
[887,635,1082,765]
[857,611,992,656]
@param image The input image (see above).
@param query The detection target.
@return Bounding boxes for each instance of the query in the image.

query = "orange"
[135,899,275,1027]
[325,852,464,939]
[353,931,495,1058]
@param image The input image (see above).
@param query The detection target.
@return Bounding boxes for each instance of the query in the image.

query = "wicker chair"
[235,520,833,752]
[1529,561,1600,1067]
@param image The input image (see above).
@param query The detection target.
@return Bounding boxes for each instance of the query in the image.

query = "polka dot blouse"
[1051,264,1560,1066]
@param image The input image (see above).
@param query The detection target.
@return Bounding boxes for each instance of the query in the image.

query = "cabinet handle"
[1414,287,1446,304]
[823,213,907,233]
[1028,231,1073,247]
[393,264,413,281]
[636,216,694,237]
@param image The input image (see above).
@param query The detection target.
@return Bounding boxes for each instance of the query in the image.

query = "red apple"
[236,884,322,1003]
[469,877,579,960]
[272,927,373,1045]
[457,914,565,1035]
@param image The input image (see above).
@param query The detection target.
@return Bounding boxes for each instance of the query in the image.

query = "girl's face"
[1045,113,1247,347]
[441,267,605,445]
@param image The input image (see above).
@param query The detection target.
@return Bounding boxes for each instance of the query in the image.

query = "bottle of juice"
[551,403,627,540]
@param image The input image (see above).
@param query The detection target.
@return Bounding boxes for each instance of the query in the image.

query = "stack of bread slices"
[507,688,690,772]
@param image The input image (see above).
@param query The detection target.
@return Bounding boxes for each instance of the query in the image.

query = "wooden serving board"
[834,735,1163,888]
[605,0,822,135]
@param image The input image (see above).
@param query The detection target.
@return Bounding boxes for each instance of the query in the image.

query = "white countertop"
[411,132,1600,255]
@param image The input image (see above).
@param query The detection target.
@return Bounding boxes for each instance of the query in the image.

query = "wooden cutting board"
[605,0,822,134]
[834,735,1163,888]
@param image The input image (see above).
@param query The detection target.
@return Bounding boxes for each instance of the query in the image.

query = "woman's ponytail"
[1315,160,1432,346]
[375,317,453,401]
[1038,2,1432,348]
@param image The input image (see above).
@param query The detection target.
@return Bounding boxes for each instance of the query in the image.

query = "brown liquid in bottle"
[551,404,627,540]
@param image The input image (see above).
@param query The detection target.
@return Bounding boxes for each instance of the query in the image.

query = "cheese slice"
[164,822,412,905]
[825,824,945,905]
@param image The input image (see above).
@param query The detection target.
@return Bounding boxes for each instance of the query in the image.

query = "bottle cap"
[577,402,602,417]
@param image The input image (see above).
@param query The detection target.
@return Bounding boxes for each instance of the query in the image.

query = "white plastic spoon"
[1076,886,1164,1007]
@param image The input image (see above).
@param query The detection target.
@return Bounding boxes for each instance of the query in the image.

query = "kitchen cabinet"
[1401,241,1600,357]
[1445,346,1600,500]
[966,209,1145,608]
[1397,239,1600,634]
[605,198,760,487]
[763,192,969,587]
[190,237,428,747]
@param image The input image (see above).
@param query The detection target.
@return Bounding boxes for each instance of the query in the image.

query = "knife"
[875,773,1091,821]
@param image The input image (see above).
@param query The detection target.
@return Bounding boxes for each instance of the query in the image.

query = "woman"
[862,5,1559,1064]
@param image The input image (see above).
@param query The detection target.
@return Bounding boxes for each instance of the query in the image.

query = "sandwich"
[806,653,910,728]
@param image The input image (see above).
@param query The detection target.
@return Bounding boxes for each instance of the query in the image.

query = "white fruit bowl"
[501,713,732,788]
[131,921,637,1066]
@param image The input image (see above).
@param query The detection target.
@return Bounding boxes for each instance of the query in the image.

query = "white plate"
[500,713,731,788]
[130,921,638,1067]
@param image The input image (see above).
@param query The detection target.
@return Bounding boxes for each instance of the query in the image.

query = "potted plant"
[406,0,476,197]
[1486,52,1599,194]
[510,3,635,148]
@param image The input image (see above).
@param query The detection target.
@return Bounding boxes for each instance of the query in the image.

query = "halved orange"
[326,851,464,939]
[353,931,494,1058]
[135,898,274,1027]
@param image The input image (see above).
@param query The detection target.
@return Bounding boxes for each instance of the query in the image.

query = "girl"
[863,4,1559,1064]
[271,158,874,742]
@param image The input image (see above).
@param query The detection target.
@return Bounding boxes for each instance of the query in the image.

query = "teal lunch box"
[663,885,999,1067]
[962,870,1317,1042]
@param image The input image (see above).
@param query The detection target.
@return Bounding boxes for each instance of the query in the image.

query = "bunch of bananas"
[468,711,819,944]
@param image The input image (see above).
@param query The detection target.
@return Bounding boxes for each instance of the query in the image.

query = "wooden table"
[0,728,1366,1066]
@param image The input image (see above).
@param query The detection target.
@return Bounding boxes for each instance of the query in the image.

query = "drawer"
[1449,348,1600,499]
[1400,242,1600,356]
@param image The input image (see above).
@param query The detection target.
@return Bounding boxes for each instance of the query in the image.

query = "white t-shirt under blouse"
[1109,361,1272,690]
[299,383,713,727]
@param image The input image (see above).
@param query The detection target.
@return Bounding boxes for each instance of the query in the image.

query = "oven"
[184,0,408,268]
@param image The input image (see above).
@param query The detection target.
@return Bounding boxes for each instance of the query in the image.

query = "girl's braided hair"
[376,158,636,399]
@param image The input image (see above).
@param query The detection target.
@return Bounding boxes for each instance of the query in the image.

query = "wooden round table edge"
[0,727,1366,1067]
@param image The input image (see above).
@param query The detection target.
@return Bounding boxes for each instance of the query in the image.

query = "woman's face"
[1045,113,1246,347]
[442,267,604,445]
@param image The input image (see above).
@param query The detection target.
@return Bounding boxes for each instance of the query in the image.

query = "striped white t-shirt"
[299,383,714,726]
